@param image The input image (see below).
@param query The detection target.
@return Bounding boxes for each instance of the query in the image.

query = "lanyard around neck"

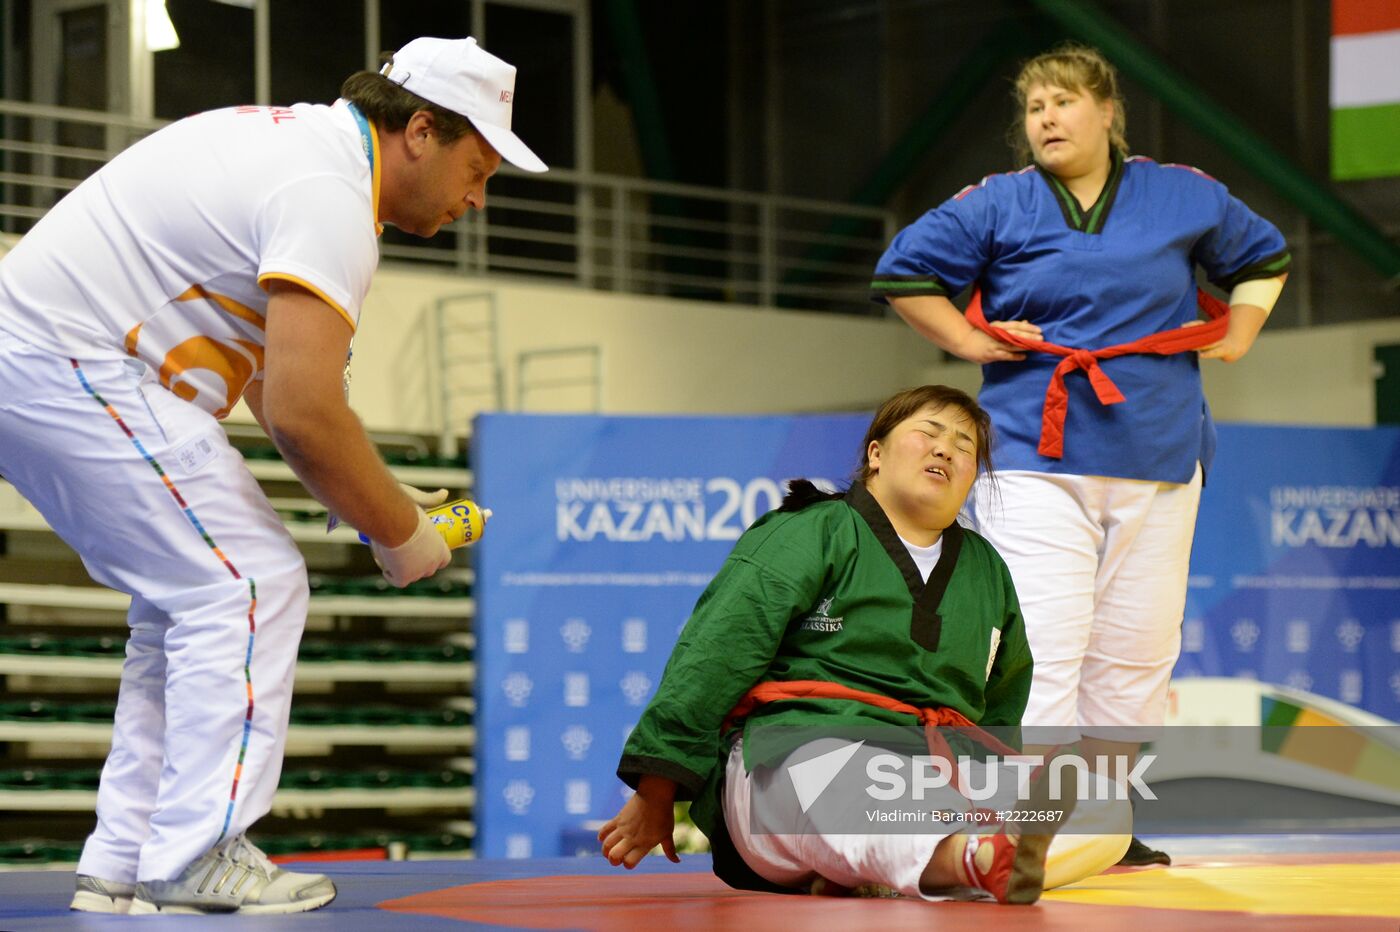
[345,101,374,174]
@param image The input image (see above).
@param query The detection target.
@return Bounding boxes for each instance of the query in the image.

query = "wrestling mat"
[2,835,1397,930]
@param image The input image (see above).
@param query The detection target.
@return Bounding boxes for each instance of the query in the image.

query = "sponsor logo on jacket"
[801,596,844,633]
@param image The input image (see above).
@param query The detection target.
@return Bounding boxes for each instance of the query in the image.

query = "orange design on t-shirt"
[123,285,268,417]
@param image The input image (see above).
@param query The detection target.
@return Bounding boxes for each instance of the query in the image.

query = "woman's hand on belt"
[955,319,1042,363]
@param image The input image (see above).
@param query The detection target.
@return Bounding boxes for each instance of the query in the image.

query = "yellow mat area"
[1045,863,1400,918]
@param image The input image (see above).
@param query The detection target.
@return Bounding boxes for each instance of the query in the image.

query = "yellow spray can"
[356,498,491,549]
[426,498,491,549]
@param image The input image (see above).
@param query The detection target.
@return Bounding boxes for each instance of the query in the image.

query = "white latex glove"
[370,507,452,588]
[400,483,450,509]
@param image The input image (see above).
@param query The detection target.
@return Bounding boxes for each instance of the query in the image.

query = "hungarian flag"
[1332,0,1400,180]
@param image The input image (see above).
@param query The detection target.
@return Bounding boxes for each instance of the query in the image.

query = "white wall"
[232,265,963,433]
[8,229,1384,433]
[929,316,1400,428]
[1199,318,1400,426]
[94,259,1400,434]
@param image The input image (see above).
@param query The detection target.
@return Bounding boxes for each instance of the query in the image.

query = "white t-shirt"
[900,534,944,583]
[0,100,380,417]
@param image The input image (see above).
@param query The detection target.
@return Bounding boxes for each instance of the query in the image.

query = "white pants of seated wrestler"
[967,468,1202,735]
[0,330,308,883]
[722,739,1130,899]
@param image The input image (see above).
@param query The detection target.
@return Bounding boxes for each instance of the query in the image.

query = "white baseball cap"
[382,36,547,173]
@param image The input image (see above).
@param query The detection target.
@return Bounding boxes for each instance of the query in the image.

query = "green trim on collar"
[1036,150,1125,235]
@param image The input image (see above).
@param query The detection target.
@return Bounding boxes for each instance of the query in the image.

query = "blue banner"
[1175,424,1400,720]
[473,416,1400,858]
[472,413,869,858]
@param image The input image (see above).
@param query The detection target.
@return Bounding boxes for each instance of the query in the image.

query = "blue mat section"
[0,855,710,931]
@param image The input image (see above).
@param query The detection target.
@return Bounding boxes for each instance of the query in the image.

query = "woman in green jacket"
[600,385,1128,905]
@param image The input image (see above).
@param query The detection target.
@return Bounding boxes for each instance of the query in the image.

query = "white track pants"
[968,468,1202,735]
[722,739,1129,898]
[724,738,953,899]
[0,329,308,882]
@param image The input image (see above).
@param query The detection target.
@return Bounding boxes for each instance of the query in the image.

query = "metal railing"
[433,292,505,454]
[517,345,601,412]
[0,100,897,316]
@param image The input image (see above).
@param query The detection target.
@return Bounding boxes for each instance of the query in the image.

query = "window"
[270,1,365,106]
[155,0,253,119]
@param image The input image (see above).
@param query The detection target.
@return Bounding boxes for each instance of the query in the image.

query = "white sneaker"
[70,875,136,913]
[129,834,336,915]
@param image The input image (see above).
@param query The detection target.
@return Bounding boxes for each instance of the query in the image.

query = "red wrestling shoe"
[963,759,1078,905]
[963,830,1054,904]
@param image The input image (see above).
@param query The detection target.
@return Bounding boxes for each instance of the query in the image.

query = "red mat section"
[377,868,1393,931]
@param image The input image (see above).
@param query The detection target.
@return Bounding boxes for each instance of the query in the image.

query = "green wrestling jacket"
[615,480,1033,836]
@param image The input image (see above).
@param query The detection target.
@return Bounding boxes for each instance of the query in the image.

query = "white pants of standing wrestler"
[968,468,1203,733]
[722,740,1130,899]
[0,329,309,883]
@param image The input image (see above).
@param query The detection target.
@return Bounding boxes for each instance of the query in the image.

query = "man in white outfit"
[0,36,546,915]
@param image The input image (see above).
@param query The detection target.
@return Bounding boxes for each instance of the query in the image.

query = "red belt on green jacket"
[724,679,1022,796]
